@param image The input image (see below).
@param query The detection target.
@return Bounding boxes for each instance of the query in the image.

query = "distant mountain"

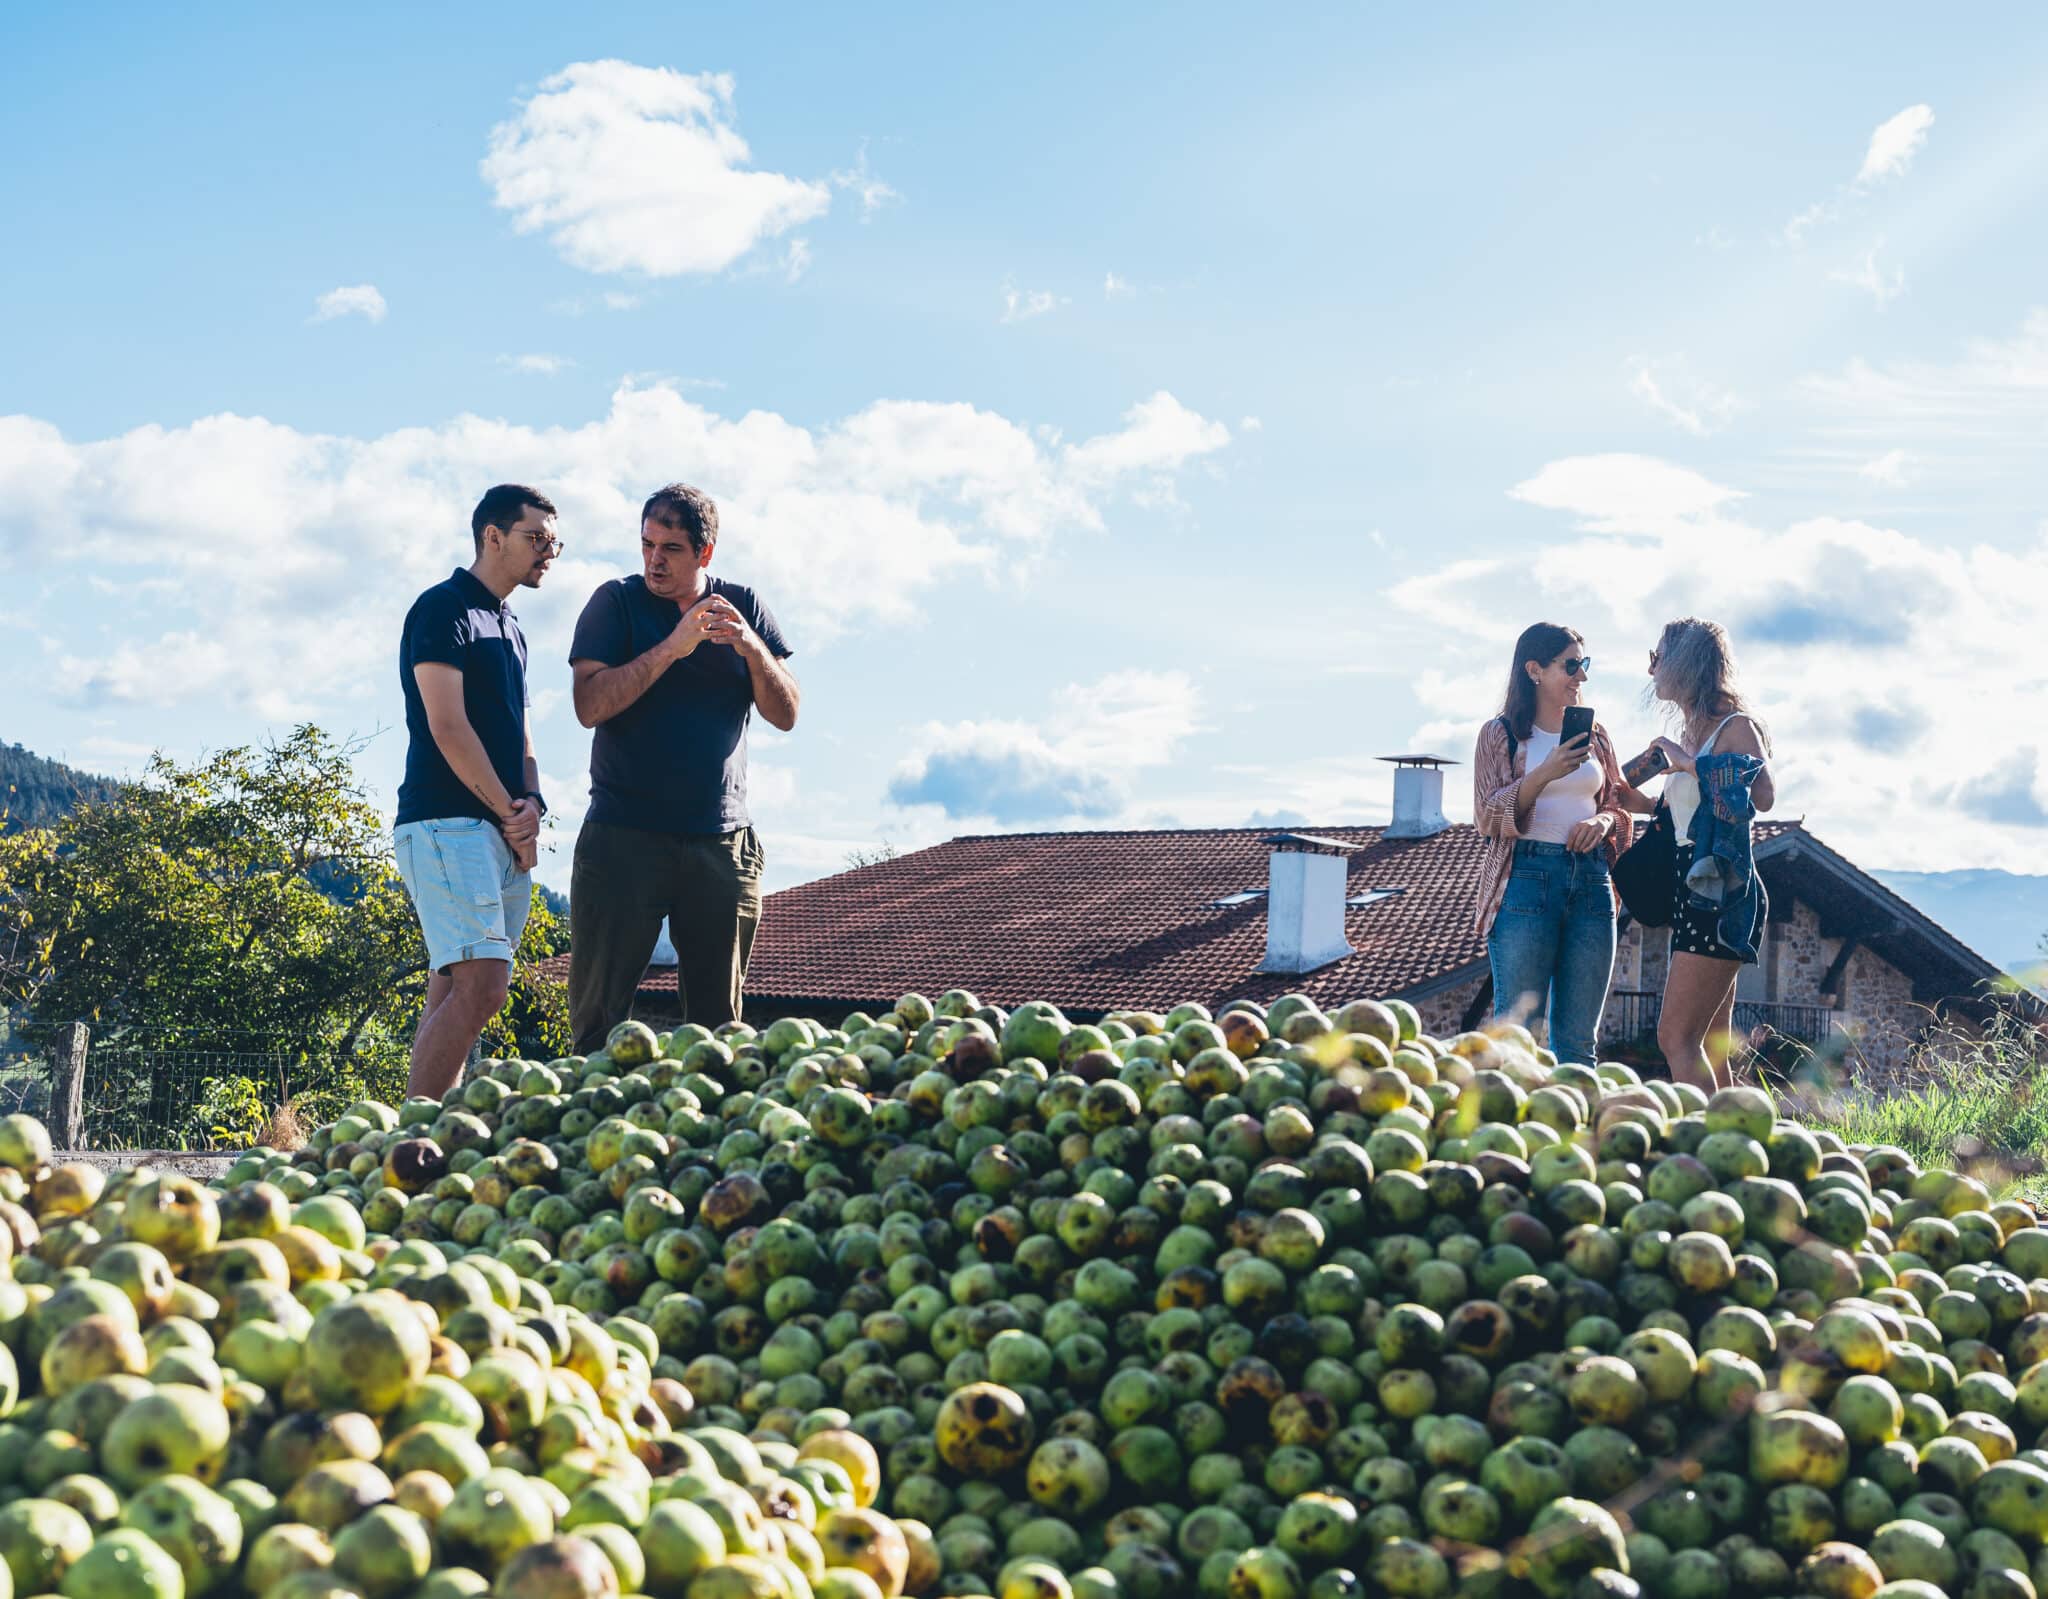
[1871,867,2048,977]
[0,742,120,834]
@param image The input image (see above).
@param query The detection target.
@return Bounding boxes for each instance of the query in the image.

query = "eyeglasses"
[1562,656,1592,678]
[511,529,564,558]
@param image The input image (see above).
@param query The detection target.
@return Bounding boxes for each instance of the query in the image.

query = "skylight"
[1210,890,1266,907]
[1347,888,1406,908]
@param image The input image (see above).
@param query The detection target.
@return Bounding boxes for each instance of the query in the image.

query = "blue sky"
[7,4,2048,898]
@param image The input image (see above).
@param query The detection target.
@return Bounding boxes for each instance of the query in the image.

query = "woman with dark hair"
[1634,617,1776,1092]
[1471,623,1635,1065]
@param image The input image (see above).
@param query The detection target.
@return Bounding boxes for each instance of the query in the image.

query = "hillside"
[1873,867,2048,978]
[3,737,571,916]
[0,741,121,834]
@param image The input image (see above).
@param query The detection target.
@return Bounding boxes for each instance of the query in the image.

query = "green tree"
[483,891,571,1063]
[0,725,568,1125]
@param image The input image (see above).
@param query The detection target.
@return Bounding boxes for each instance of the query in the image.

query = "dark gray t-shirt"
[396,568,531,826]
[569,575,792,835]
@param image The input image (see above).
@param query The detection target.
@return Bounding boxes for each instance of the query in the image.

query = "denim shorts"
[394,817,532,972]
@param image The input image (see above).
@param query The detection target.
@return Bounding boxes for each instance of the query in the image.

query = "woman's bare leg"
[1709,985,1740,1083]
[1660,952,1741,1093]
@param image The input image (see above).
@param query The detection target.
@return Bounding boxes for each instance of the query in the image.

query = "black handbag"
[1613,804,1678,926]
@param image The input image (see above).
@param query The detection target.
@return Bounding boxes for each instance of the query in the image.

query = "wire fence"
[77,1043,291,1151]
[0,1060,49,1120]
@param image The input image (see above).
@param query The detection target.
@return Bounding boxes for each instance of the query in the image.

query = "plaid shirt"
[1470,716,1635,936]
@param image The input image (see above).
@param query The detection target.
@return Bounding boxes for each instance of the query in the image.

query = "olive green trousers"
[567,819,764,1052]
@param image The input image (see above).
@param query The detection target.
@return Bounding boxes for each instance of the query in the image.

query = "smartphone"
[1623,743,1671,787]
[1560,706,1595,748]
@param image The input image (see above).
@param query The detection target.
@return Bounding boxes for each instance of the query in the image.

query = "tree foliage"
[0,726,569,1117]
[485,893,571,1063]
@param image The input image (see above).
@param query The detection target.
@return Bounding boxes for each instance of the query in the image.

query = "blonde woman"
[1632,617,1776,1091]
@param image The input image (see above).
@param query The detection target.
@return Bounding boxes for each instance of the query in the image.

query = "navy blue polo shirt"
[395,567,533,825]
[569,575,792,835]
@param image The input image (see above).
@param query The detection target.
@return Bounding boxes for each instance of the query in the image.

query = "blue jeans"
[1487,840,1617,1066]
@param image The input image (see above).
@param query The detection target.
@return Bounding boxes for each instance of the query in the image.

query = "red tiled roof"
[536,821,1801,1018]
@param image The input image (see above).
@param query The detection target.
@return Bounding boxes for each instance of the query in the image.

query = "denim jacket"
[1684,751,1767,960]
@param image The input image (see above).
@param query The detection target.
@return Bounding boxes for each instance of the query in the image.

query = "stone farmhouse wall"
[1411,979,1488,1043]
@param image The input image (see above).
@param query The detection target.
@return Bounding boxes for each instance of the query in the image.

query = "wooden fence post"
[48,1022,87,1150]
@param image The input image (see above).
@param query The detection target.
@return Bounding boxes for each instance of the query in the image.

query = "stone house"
[540,758,2040,1078]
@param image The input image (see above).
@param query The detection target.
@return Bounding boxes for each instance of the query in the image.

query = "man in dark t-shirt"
[394,484,557,1100]
[567,481,799,1047]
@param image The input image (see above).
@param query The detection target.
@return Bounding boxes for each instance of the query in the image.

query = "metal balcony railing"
[1602,990,1835,1047]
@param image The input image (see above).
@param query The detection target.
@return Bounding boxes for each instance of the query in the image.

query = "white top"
[1666,713,1747,839]
[1523,726,1602,844]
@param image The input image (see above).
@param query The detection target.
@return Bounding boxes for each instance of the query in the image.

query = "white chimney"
[1381,754,1456,839]
[1259,833,1358,975]
[651,918,678,966]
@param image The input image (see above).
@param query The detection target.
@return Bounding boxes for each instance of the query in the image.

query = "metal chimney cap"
[1258,832,1358,855]
[1377,754,1460,767]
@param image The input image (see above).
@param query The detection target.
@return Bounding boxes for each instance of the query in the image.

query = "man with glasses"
[566,482,798,1050]
[393,483,559,1100]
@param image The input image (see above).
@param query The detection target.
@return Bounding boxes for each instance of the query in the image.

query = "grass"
[1774,1010,2048,1200]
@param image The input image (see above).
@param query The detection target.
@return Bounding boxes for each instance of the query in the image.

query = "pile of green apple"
[4,991,2048,1599]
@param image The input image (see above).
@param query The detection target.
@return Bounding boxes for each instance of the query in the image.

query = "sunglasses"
[1561,656,1592,678]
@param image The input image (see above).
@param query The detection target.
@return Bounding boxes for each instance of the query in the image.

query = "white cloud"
[1239,416,1264,433]
[1056,670,1204,768]
[1389,451,2048,871]
[1788,309,2048,521]
[552,290,646,317]
[781,238,812,283]
[0,383,1230,720]
[1062,392,1232,485]
[887,670,1203,823]
[1785,103,1935,243]
[77,736,158,761]
[831,146,900,220]
[311,285,386,324]
[1856,104,1936,188]
[481,61,832,278]
[1832,244,1906,305]
[1784,201,1836,245]
[1508,453,1744,534]
[500,353,573,376]
[1801,308,2048,437]
[1000,282,1062,323]
[1104,272,1135,299]
[1627,357,1744,437]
